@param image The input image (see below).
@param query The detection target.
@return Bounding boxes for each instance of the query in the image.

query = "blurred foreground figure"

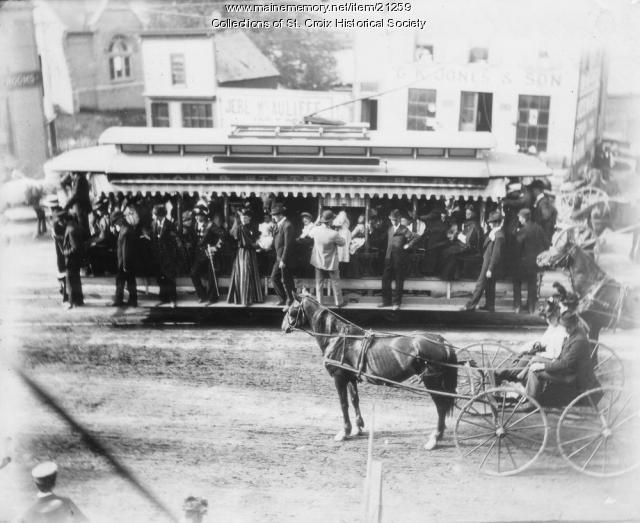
[20,461,88,523]
[182,496,207,523]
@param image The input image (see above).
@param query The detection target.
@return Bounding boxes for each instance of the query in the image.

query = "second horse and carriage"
[46,124,640,476]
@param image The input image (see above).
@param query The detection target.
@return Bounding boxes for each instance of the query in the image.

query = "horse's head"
[281,291,310,333]
[537,228,574,269]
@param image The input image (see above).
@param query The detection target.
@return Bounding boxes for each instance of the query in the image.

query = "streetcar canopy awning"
[44,127,551,201]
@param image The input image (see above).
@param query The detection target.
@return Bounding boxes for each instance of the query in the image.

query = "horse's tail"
[441,349,458,417]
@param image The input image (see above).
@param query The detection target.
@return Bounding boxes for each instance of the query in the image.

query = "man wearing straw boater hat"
[21,461,88,523]
[309,209,346,307]
[462,210,505,313]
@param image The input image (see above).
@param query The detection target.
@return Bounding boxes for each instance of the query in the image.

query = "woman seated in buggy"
[497,286,601,410]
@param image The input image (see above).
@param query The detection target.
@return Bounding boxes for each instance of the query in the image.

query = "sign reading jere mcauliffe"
[216,88,353,126]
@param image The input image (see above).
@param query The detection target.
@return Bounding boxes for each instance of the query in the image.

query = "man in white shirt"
[309,210,346,307]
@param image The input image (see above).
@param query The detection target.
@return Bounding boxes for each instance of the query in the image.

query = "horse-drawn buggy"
[282,290,638,478]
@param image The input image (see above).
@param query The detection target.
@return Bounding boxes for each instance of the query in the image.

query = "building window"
[516,95,550,154]
[108,37,131,80]
[151,102,170,127]
[469,47,488,63]
[182,103,212,128]
[414,44,434,62]
[171,54,185,85]
[459,91,493,132]
[361,99,378,130]
[407,88,436,131]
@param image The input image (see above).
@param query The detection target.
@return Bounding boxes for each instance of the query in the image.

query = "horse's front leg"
[348,380,365,437]
[334,373,352,442]
[425,400,448,451]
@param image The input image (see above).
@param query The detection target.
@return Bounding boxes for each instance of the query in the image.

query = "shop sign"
[4,70,42,90]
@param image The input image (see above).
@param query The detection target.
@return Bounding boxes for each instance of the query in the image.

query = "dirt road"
[1,236,639,522]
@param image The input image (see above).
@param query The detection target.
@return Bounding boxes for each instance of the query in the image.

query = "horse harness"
[288,298,456,380]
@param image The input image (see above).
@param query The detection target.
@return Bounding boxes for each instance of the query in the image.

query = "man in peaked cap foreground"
[20,461,88,523]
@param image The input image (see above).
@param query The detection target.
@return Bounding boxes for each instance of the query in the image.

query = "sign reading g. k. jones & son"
[4,70,42,90]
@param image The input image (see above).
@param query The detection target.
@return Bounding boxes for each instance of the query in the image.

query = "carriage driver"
[517,308,600,411]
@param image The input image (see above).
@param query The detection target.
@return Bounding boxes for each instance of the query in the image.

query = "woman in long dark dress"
[227,209,264,305]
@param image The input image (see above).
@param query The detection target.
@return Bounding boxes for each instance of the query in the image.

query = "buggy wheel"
[589,340,624,389]
[557,387,640,477]
[455,386,548,476]
[456,343,518,411]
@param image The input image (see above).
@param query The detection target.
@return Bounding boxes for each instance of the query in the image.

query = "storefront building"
[352,31,606,176]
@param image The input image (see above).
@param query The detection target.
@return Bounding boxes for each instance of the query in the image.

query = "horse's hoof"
[424,432,440,451]
[424,436,438,451]
[334,430,350,442]
[350,426,363,437]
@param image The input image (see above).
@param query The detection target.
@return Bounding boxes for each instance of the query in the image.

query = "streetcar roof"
[45,143,550,178]
[45,127,551,200]
[98,126,498,150]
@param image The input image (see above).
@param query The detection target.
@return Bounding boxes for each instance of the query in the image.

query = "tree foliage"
[146,2,349,90]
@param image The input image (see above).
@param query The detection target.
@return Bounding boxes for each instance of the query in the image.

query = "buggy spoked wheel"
[456,343,518,412]
[589,341,624,389]
[557,387,640,477]
[455,386,548,476]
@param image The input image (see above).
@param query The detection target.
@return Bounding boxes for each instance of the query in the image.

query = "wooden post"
[364,195,371,249]
[363,404,376,520]
[176,193,182,231]
[366,461,383,523]
[411,195,418,233]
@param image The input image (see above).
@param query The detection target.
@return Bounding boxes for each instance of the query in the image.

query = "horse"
[537,228,640,341]
[282,293,458,450]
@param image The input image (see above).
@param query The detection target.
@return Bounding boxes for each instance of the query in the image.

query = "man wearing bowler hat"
[271,203,296,309]
[379,208,419,310]
[309,210,346,307]
[110,210,138,307]
[62,212,85,309]
[20,461,88,523]
[463,211,505,312]
[529,179,557,248]
[513,208,546,314]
